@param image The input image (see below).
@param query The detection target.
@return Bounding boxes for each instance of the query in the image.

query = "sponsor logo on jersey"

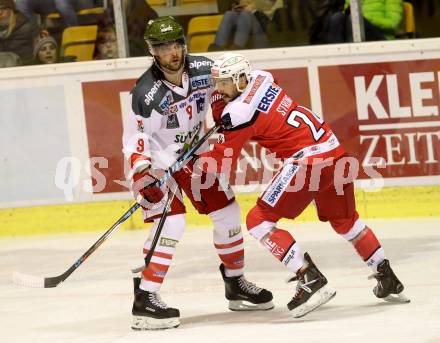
[188,91,205,102]
[190,75,210,89]
[159,91,174,112]
[174,91,206,112]
[189,60,212,69]
[243,75,266,104]
[144,80,162,106]
[174,121,202,143]
[257,83,281,113]
[228,227,242,238]
[262,163,299,206]
[136,119,144,132]
[275,94,293,116]
[159,237,178,248]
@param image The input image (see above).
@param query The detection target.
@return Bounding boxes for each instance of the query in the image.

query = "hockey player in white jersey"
[122,17,273,330]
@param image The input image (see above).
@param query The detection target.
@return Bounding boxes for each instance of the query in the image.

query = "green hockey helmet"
[144,16,185,50]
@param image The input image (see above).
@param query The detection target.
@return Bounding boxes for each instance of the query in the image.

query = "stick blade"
[12,271,45,288]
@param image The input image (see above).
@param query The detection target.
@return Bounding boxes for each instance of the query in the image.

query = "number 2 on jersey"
[286,108,325,141]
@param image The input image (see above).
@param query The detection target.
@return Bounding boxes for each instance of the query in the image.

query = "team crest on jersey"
[166,112,180,129]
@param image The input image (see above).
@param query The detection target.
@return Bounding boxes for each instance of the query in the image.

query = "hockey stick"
[131,126,215,275]
[139,181,179,274]
[13,125,219,288]
[13,203,140,288]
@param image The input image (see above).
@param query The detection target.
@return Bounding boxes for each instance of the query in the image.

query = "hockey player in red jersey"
[124,19,273,330]
[198,52,409,318]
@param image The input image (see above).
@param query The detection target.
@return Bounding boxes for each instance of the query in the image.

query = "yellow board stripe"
[1,186,439,237]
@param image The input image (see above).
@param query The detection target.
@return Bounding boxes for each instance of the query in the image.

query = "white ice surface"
[1,218,440,343]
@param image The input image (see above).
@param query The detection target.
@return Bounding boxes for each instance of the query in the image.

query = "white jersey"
[123,55,214,177]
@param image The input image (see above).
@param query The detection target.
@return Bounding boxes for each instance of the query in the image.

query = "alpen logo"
[144,80,162,106]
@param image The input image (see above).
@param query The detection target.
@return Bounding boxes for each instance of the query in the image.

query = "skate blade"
[383,292,410,304]
[131,315,180,330]
[229,300,274,311]
[290,286,337,319]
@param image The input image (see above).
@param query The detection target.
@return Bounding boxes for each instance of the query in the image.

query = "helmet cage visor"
[148,38,186,56]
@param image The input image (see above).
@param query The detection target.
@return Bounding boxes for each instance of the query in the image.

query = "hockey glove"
[132,170,165,204]
[210,90,226,132]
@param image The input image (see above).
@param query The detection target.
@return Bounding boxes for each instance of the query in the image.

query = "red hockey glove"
[132,171,164,204]
[210,90,226,131]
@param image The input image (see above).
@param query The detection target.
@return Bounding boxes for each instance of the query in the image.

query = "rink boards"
[1,38,440,235]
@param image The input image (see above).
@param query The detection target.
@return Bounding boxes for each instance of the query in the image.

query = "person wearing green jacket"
[345,0,404,39]
[311,0,403,43]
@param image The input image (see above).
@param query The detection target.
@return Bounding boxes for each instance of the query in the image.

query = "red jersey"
[202,70,345,172]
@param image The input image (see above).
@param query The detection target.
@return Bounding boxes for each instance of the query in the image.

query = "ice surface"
[1,218,439,343]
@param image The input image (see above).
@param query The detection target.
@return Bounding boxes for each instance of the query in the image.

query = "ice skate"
[287,253,336,318]
[219,264,274,311]
[131,277,180,330]
[369,259,410,304]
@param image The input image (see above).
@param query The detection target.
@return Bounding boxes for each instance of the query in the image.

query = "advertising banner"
[1,39,440,206]
[319,59,440,179]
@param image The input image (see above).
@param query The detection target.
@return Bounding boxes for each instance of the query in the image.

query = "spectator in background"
[126,0,158,56]
[98,0,158,57]
[346,0,403,40]
[0,0,39,65]
[209,0,282,51]
[15,0,96,28]
[33,35,59,64]
[94,25,118,60]
[311,0,403,44]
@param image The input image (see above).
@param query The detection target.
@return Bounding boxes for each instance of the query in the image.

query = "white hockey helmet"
[211,53,252,92]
